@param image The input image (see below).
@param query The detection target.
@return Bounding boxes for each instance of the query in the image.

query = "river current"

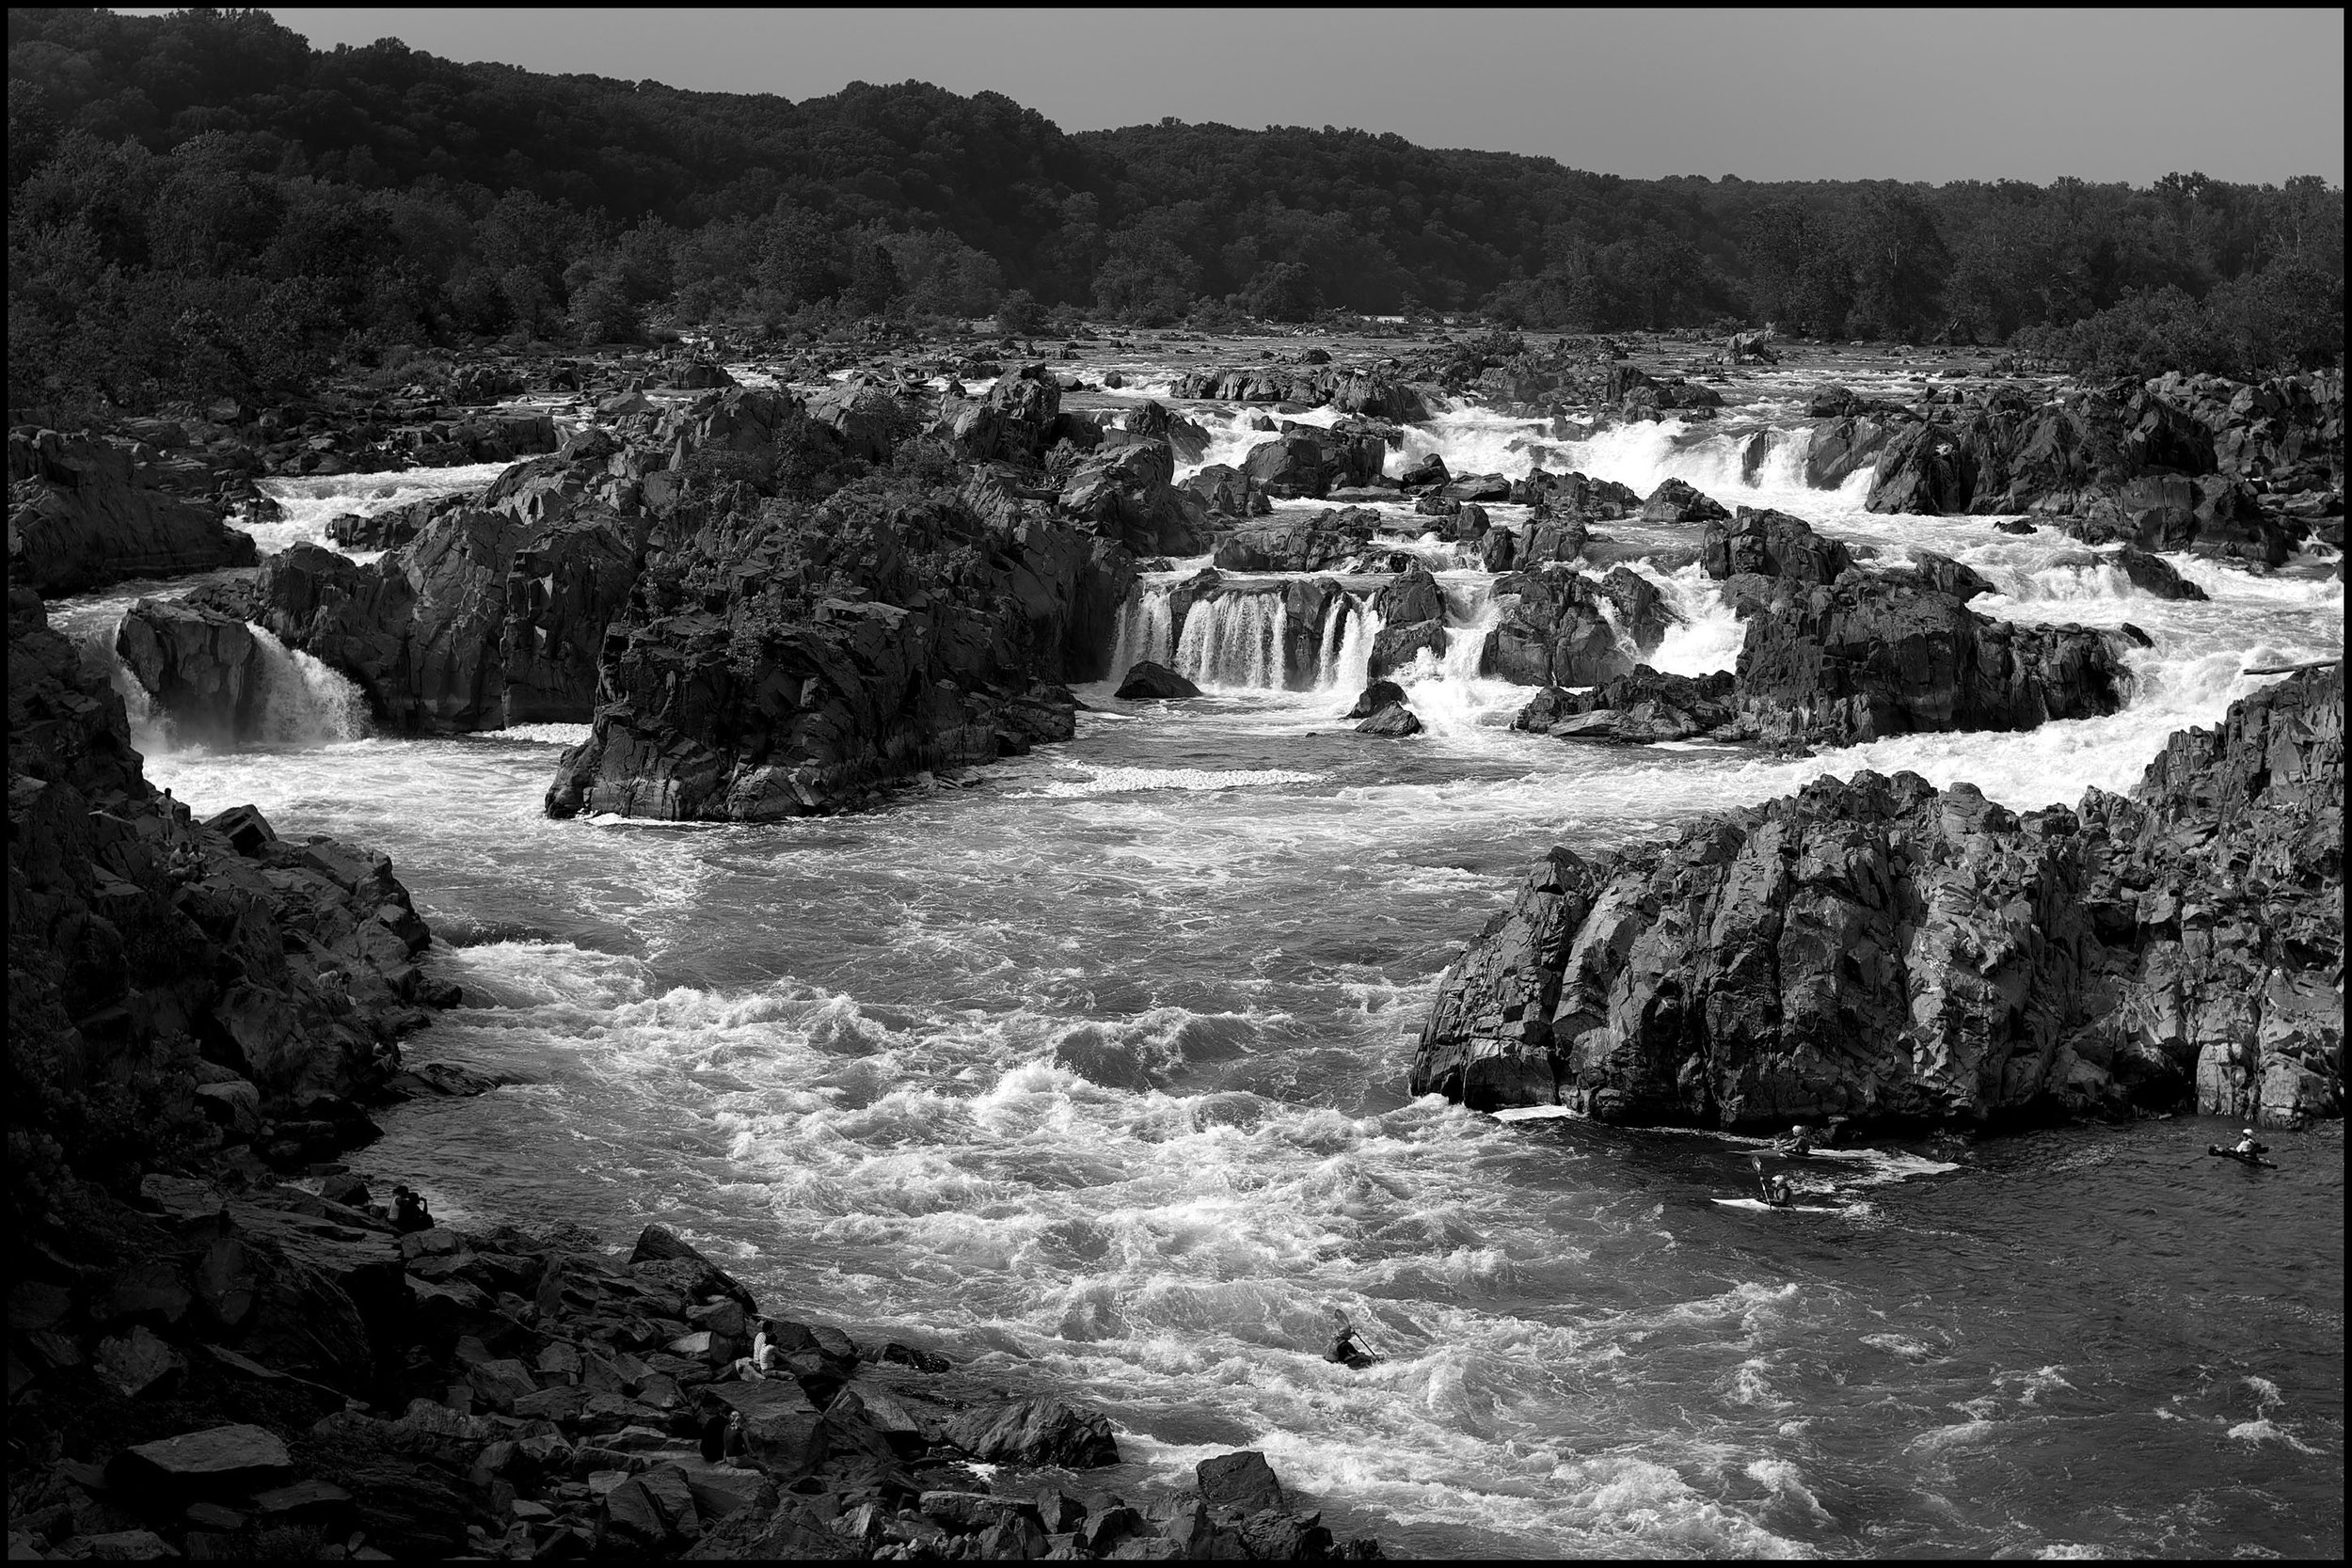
[72,354,2344,1558]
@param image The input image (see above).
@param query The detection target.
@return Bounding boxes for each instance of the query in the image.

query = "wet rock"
[1699,507,1852,587]
[1182,463,1265,519]
[2111,546,2207,600]
[1345,679,1409,720]
[1213,516,1369,573]
[1198,1450,1285,1514]
[1239,429,1385,499]
[1637,478,1731,524]
[1366,619,1445,680]
[1355,703,1422,737]
[1115,661,1201,700]
[1732,576,2130,748]
[942,1398,1119,1467]
[1061,439,1212,556]
[1903,550,1997,601]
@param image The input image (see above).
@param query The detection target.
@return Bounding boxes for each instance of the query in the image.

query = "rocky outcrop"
[8,584,450,1196]
[9,431,258,595]
[1181,463,1268,520]
[1731,576,2131,748]
[1211,512,1375,572]
[941,365,1065,467]
[7,1204,1377,1563]
[1513,668,1736,743]
[1863,372,2339,564]
[1637,478,1730,524]
[1239,428,1386,499]
[543,482,1130,822]
[1057,439,1212,556]
[1486,566,1670,688]
[1414,667,2342,1130]
[1700,507,1853,588]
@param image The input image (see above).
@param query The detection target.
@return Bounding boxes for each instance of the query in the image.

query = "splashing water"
[85,351,2343,1560]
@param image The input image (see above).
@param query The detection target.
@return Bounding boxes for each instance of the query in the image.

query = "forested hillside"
[8,6,2342,419]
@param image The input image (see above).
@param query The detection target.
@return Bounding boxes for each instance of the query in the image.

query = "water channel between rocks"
[63,354,2344,1559]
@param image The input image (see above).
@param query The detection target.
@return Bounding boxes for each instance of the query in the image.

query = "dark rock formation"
[2112,545,2208,600]
[1182,463,1266,520]
[544,474,1129,821]
[9,1184,1379,1564]
[1211,513,1374,573]
[1239,428,1386,499]
[1345,679,1408,719]
[113,599,272,749]
[1416,667,2342,1129]
[1058,439,1212,556]
[1638,478,1731,524]
[1115,660,1200,701]
[1486,567,1670,688]
[1700,507,1853,587]
[1356,701,1423,736]
[1515,668,1737,743]
[1732,576,2130,747]
[9,432,258,595]
[8,583,450,1202]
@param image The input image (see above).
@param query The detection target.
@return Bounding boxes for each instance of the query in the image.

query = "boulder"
[1212,516,1370,573]
[1356,703,1422,737]
[1638,478,1730,524]
[1060,439,1212,556]
[1115,661,1201,701]
[2112,546,2207,601]
[942,1399,1119,1468]
[1345,679,1408,720]
[1699,508,1853,587]
[1198,1451,1285,1515]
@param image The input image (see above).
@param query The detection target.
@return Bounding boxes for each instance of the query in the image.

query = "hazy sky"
[208,9,2347,185]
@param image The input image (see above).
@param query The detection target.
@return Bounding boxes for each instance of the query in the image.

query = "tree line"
[8,6,2342,419]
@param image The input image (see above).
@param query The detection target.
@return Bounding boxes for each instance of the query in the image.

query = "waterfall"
[1109,586,1177,677]
[1439,579,1500,684]
[1173,593,1293,690]
[1313,595,1351,688]
[249,626,370,745]
[1331,600,1383,695]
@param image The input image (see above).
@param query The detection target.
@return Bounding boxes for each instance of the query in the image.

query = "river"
[67,350,2344,1558]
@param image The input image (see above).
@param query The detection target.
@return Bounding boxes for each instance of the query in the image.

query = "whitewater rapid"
[87,352,2344,1560]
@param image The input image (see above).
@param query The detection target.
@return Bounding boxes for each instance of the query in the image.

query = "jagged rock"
[1182,463,1265,520]
[8,432,257,595]
[1116,661,1201,700]
[1239,429,1385,499]
[1518,669,1736,744]
[1344,679,1408,720]
[1212,515,1373,573]
[113,599,270,747]
[2110,546,2207,600]
[1367,620,1445,680]
[1418,668,2342,1129]
[1732,577,2129,747]
[805,374,913,464]
[1638,478,1730,524]
[1700,508,1852,586]
[942,1398,1119,1468]
[1060,439,1212,555]
[111,1425,294,1497]
[1198,1451,1285,1515]
[1486,567,1667,688]
[1904,550,1997,601]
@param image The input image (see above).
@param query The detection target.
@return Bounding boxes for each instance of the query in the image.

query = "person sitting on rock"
[389,1184,435,1233]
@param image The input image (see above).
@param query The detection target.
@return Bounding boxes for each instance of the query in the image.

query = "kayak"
[2208,1145,2279,1169]
[1326,1349,1384,1370]
[1714,1196,1845,1213]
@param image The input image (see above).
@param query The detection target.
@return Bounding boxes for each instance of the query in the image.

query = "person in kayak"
[1751,1154,1794,1208]
[2232,1129,2269,1158]
[1326,1310,1377,1369]
[1775,1124,1815,1157]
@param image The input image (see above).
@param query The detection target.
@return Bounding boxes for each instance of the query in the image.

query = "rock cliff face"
[8,584,449,1182]
[9,431,258,595]
[1414,668,2343,1130]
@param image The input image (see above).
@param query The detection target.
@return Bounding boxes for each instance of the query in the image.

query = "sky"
[180,8,2351,185]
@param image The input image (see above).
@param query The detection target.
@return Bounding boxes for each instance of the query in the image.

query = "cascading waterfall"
[248,626,370,745]
[1174,593,1291,689]
[1109,588,1176,676]
[1331,598,1383,695]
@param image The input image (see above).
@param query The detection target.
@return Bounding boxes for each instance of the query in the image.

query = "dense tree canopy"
[8,7,2341,415]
